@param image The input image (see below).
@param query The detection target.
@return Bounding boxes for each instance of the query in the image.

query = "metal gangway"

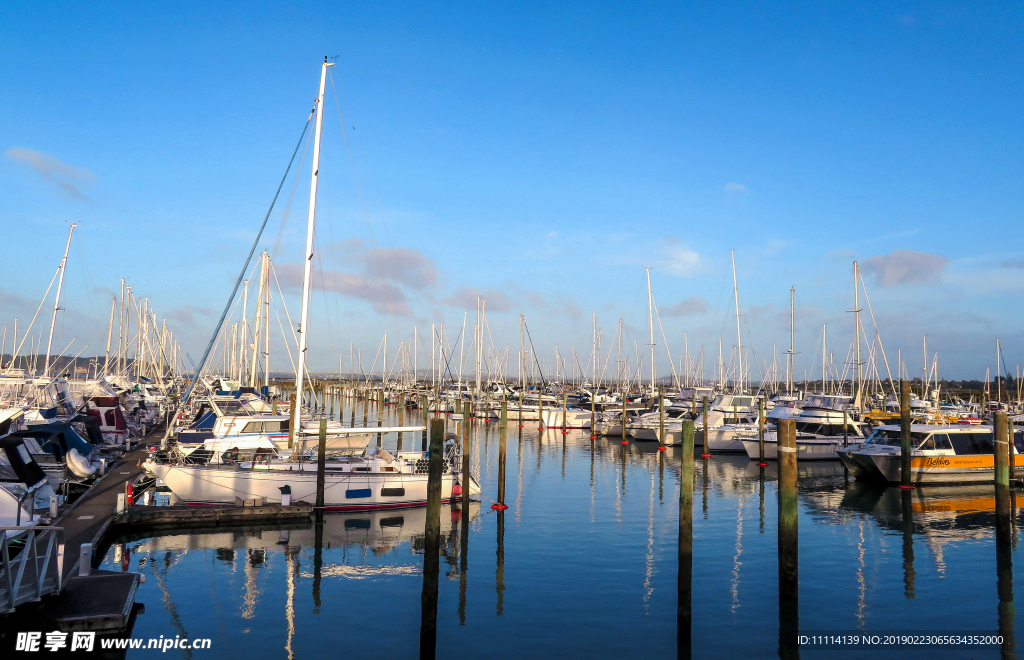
[0,527,64,613]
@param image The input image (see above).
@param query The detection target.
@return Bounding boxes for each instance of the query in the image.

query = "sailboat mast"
[646,267,655,393]
[788,287,795,393]
[853,260,862,403]
[43,223,77,377]
[731,250,742,392]
[293,57,332,434]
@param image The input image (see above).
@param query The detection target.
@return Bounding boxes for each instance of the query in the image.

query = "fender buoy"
[453,483,463,496]
[67,449,99,478]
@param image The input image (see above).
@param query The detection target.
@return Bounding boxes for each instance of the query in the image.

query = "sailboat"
[148,59,479,508]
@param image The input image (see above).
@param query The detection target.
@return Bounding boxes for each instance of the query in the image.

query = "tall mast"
[730,250,742,392]
[43,223,77,377]
[853,260,862,405]
[475,298,484,398]
[788,287,795,394]
[822,324,826,393]
[645,267,655,393]
[592,313,597,389]
[104,296,115,376]
[293,57,332,434]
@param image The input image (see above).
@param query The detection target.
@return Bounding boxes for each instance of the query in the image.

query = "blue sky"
[1,1,1021,381]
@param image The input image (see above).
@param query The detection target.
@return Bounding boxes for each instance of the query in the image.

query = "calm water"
[103,402,1023,658]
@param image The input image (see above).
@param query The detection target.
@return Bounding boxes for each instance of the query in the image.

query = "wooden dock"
[112,503,312,530]
[52,444,152,578]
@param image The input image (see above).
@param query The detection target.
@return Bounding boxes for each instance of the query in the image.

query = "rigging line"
[334,75,393,248]
[272,123,314,260]
[328,71,405,334]
[857,271,897,397]
[174,112,312,412]
[521,319,546,383]
[6,266,60,372]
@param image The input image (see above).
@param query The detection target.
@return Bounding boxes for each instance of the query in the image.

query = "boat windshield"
[864,429,929,446]
[803,396,849,411]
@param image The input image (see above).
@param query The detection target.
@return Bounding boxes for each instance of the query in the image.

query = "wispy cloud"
[165,305,215,327]
[724,182,747,192]
[363,247,439,290]
[443,287,512,312]
[661,295,707,317]
[277,263,413,317]
[661,237,702,277]
[1001,259,1024,269]
[5,147,95,201]
[861,250,948,287]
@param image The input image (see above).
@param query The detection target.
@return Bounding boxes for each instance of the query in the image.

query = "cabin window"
[931,434,953,451]
[918,436,935,451]
[381,467,395,472]
[353,467,371,472]
[104,410,116,427]
[949,433,994,455]
[241,422,262,434]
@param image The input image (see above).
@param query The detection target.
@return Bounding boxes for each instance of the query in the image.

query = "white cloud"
[724,182,747,192]
[661,237,702,277]
[661,296,707,317]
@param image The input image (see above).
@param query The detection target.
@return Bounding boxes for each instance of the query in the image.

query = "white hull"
[740,437,844,461]
[150,462,478,510]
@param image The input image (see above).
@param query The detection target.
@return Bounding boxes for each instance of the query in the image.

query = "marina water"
[103,403,1022,658]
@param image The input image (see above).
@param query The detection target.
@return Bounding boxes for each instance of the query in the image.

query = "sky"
[0,1,1022,383]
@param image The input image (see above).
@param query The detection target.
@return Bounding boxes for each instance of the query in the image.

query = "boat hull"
[150,462,466,510]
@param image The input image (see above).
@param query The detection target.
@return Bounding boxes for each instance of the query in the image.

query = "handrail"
[0,526,65,613]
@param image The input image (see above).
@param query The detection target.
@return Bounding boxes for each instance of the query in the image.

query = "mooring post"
[315,418,327,510]
[462,410,471,510]
[79,543,93,577]
[287,392,297,449]
[1009,418,1017,482]
[777,417,798,659]
[561,392,567,434]
[421,418,444,658]
[701,395,711,458]
[757,399,767,466]
[397,400,405,452]
[995,412,1010,488]
[621,391,628,445]
[658,385,666,451]
[678,418,694,658]
[500,399,507,429]
[493,421,508,510]
[421,394,429,451]
[377,387,384,447]
[539,388,545,431]
[590,386,597,440]
[900,380,913,489]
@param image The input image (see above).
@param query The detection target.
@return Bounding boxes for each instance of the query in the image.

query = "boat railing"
[0,526,64,613]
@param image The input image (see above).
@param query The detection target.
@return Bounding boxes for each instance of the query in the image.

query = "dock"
[112,503,312,530]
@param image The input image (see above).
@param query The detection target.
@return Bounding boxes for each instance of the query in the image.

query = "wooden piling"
[757,399,767,466]
[777,417,798,659]
[420,421,444,659]
[621,391,628,445]
[493,421,508,510]
[287,392,297,449]
[397,401,405,452]
[315,418,327,510]
[500,399,507,429]
[900,380,913,489]
[658,385,666,450]
[995,412,1010,487]
[462,411,471,510]
[678,418,694,658]
[421,394,429,451]
[701,396,710,457]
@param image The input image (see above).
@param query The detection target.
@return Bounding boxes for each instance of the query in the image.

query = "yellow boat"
[837,424,1023,485]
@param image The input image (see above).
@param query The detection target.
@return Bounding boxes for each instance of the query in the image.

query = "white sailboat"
[150,59,478,509]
